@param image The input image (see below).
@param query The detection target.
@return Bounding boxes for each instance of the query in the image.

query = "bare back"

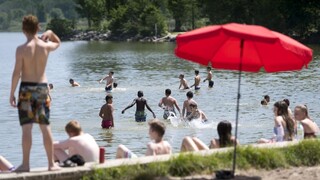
[145,141,172,156]
[161,96,176,110]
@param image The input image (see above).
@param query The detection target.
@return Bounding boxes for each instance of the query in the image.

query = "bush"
[46,18,74,40]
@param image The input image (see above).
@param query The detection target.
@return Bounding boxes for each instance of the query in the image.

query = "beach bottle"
[99,147,105,164]
[297,123,304,140]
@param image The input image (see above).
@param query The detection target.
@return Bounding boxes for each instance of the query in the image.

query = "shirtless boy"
[99,94,114,128]
[203,67,214,88]
[186,103,208,122]
[122,91,156,122]
[158,89,181,119]
[190,70,201,90]
[182,91,197,118]
[99,71,114,91]
[9,15,61,171]
[178,74,189,89]
[69,78,80,87]
[116,119,172,158]
[54,120,99,163]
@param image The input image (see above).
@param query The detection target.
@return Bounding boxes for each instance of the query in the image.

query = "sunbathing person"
[116,119,172,158]
[0,155,15,172]
[258,101,295,143]
[180,120,239,152]
[294,105,319,139]
[54,120,100,163]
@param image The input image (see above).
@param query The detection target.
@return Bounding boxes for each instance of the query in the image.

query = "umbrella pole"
[232,39,244,176]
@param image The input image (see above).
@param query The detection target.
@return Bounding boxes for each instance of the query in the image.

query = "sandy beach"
[161,166,320,180]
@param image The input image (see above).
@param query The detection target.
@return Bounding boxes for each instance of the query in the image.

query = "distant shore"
[64,30,179,42]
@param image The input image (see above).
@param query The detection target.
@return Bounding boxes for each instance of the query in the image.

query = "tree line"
[0,0,319,42]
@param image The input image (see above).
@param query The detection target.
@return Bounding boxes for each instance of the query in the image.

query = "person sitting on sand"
[69,78,80,87]
[0,155,15,172]
[294,104,319,139]
[258,101,295,143]
[180,120,239,152]
[121,91,156,122]
[186,103,208,122]
[54,120,99,163]
[178,74,189,90]
[116,119,172,158]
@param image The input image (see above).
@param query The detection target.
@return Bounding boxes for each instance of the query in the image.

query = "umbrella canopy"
[175,23,313,72]
[174,23,313,177]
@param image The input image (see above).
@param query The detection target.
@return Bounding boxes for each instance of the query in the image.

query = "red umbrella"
[175,23,313,177]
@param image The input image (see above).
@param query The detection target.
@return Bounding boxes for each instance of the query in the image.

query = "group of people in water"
[1,14,318,174]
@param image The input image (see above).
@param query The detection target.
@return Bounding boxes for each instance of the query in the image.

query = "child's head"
[65,120,82,137]
[165,89,171,96]
[273,100,288,116]
[217,120,233,147]
[49,83,53,90]
[137,90,144,97]
[148,119,166,139]
[179,74,184,79]
[105,94,113,103]
[294,104,309,121]
[283,98,290,106]
[186,91,193,99]
[195,70,199,75]
[206,66,212,71]
[261,99,267,105]
[109,71,114,76]
[69,79,74,84]
[22,15,39,35]
[264,95,270,102]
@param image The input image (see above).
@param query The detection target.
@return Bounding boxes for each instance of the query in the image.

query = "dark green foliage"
[46,18,74,39]
[109,0,167,38]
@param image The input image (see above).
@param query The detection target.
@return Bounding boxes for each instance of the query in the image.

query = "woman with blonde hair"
[294,105,319,139]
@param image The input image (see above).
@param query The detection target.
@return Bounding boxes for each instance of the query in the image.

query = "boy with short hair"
[203,67,214,88]
[54,120,99,163]
[116,119,172,158]
[122,90,156,122]
[158,89,181,119]
[99,94,114,128]
[69,78,80,87]
[178,74,189,89]
[182,91,197,118]
[10,15,61,172]
[99,71,114,91]
[190,70,201,90]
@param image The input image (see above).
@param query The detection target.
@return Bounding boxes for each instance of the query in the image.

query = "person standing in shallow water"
[99,94,114,128]
[122,91,156,122]
[190,70,201,90]
[9,15,61,172]
[203,67,214,88]
[99,71,114,91]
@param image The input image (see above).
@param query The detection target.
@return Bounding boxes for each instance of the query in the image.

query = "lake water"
[0,32,319,168]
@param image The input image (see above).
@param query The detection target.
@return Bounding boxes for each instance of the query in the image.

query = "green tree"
[36,4,46,22]
[109,0,167,38]
[0,12,10,30]
[49,8,65,19]
[46,18,73,39]
[168,0,202,31]
[74,0,106,28]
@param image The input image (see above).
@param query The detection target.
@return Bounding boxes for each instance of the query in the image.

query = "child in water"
[99,94,114,128]
[294,104,319,139]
